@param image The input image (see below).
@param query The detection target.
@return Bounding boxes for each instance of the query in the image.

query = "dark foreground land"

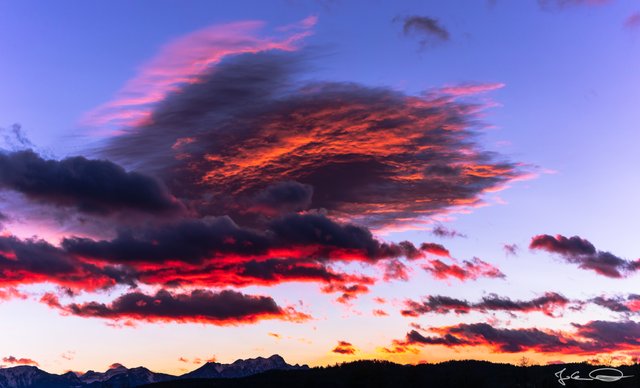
[141,360,640,388]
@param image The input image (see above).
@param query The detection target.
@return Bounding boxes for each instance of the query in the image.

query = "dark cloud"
[387,319,640,355]
[2,356,39,366]
[42,289,307,325]
[0,150,182,215]
[572,320,640,353]
[0,234,127,290]
[63,213,421,265]
[590,294,640,314]
[402,295,471,316]
[332,341,357,355]
[101,50,523,229]
[396,16,450,48]
[248,181,313,217]
[530,234,640,278]
[431,225,466,239]
[401,292,571,317]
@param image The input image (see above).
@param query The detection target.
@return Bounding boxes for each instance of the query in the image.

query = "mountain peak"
[108,363,127,370]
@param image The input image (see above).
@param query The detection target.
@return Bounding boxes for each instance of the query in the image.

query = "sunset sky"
[1,0,640,375]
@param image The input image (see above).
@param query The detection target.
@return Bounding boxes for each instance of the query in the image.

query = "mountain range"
[0,355,308,388]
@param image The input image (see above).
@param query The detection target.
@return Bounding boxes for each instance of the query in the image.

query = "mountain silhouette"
[2,357,639,388]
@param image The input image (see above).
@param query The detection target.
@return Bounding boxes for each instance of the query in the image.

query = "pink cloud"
[82,17,316,132]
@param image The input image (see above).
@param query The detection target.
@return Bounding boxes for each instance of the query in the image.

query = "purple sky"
[0,0,639,374]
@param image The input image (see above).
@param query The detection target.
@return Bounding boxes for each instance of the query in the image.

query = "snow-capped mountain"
[0,355,307,387]
[181,354,309,379]
[0,366,82,388]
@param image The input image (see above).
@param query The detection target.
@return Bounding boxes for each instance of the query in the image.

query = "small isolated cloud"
[503,243,519,256]
[396,15,450,49]
[424,257,505,281]
[420,242,451,257]
[439,82,505,97]
[431,225,466,239]
[373,309,389,317]
[332,340,357,355]
[537,0,612,11]
[530,234,640,278]
[3,356,38,366]
[625,12,640,30]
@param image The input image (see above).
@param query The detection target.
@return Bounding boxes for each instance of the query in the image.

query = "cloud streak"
[386,319,640,355]
[42,289,308,325]
[530,234,640,278]
[401,292,572,317]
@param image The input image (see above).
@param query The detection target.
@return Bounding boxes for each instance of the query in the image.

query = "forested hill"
[141,359,640,388]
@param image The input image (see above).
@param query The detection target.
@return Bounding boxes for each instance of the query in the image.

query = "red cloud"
[424,257,505,281]
[439,82,505,97]
[83,18,315,131]
[332,341,357,355]
[385,319,640,355]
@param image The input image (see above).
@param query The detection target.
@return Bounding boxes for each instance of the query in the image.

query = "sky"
[0,0,640,375]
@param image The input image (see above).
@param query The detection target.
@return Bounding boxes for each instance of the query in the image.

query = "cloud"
[100,49,523,230]
[386,319,640,355]
[625,12,640,30]
[248,181,313,217]
[402,292,571,317]
[83,18,315,131]
[424,257,505,281]
[0,19,527,327]
[530,234,640,278]
[590,294,640,314]
[0,124,34,151]
[0,150,182,215]
[59,213,417,298]
[42,289,308,325]
[396,15,450,49]
[537,0,612,10]
[431,225,466,239]
[503,243,518,256]
[420,242,450,257]
[0,287,27,301]
[63,213,423,265]
[332,341,357,355]
[0,234,128,290]
[2,356,39,366]
[373,309,388,317]
[439,83,505,97]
